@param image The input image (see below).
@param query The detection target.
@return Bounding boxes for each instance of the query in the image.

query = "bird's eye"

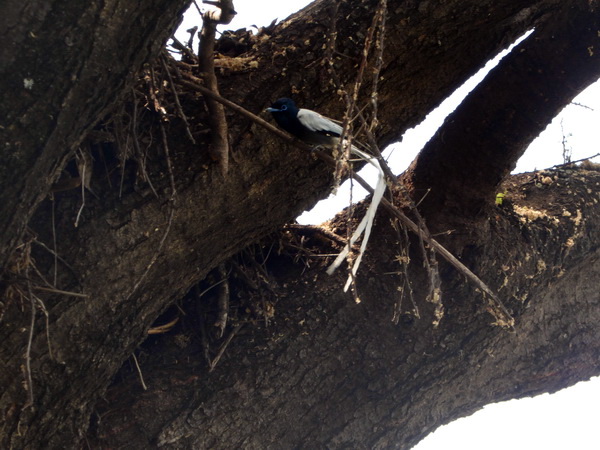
[280,105,287,111]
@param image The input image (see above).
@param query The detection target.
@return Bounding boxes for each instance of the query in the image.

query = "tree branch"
[197,0,237,174]
[405,1,600,223]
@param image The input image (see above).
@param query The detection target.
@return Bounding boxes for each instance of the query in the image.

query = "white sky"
[177,2,600,449]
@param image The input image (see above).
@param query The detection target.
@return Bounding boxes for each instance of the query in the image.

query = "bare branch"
[214,263,229,338]
[197,0,237,175]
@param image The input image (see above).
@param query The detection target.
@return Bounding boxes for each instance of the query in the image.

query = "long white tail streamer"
[326,147,386,292]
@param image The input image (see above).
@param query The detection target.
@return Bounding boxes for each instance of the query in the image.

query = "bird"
[267,98,387,291]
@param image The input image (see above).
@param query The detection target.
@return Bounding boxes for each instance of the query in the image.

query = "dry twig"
[125,77,178,301]
[197,0,236,174]
[132,352,148,390]
[24,275,36,408]
[161,54,196,145]
[209,323,242,372]
[214,263,229,338]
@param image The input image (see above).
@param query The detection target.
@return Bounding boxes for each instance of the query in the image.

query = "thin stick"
[160,54,196,145]
[31,238,79,283]
[24,278,36,408]
[198,306,212,367]
[285,224,347,246]
[132,352,148,390]
[159,117,178,201]
[377,192,513,325]
[209,323,242,372]
[180,77,312,150]
[551,152,600,169]
[198,0,235,174]
[170,36,199,63]
[33,286,88,298]
[214,264,229,338]
[131,88,159,199]
[51,194,58,285]
[32,293,54,361]
[147,316,179,335]
[74,159,86,227]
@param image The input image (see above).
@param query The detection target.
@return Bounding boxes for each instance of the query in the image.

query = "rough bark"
[1,0,599,448]
[0,0,190,267]
[90,169,600,449]
[405,1,600,226]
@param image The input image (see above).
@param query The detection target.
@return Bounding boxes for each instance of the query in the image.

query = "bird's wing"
[297,108,343,136]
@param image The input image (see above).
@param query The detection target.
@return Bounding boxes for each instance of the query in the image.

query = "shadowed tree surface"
[0,0,599,448]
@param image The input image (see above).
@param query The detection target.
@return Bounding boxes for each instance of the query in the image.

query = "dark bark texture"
[91,169,600,449]
[0,0,190,267]
[1,0,599,448]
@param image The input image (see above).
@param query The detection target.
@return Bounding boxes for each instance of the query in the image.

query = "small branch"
[198,307,212,367]
[202,0,236,22]
[131,88,159,199]
[192,0,203,15]
[147,316,179,335]
[285,223,347,246]
[31,237,80,284]
[570,101,594,111]
[551,152,600,169]
[170,36,198,64]
[369,0,387,133]
[33,286,88,298]
[160,54,196,145]
[32,293,54,361]
[50,194,58,286]
[124,121,176,302]
[24,276,36,408]
[186,26,198,51]
[391,219,419,323]
[131,352,148,390]
[209,323,242,372]
[180,76,311,150]
[74,148,90,227]
[197,277,228,298]
[214,263,229,338]
[159,120,178,201]
[198,0,237,175]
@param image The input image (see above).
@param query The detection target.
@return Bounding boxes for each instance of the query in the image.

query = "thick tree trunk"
[1,0,599,448]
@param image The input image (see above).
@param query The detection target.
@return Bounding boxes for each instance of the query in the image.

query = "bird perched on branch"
[267,97,386,291]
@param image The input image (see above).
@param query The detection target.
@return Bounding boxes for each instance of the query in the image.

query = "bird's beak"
[265,107,279,113]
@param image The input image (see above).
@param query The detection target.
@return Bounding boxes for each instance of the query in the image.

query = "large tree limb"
[90,169,600,448]
[404,0,600,224]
